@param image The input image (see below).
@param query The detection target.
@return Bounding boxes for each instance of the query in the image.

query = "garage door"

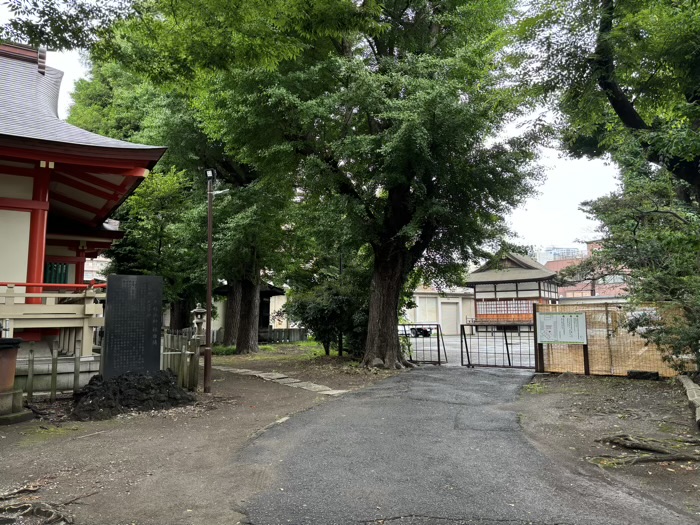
[440,302,459,335]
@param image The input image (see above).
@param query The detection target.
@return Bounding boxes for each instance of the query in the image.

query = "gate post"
[533,303,544,373]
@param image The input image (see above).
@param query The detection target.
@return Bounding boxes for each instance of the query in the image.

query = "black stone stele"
[103,275,163,380]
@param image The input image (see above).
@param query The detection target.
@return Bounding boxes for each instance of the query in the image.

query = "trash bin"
[0,338,23,392]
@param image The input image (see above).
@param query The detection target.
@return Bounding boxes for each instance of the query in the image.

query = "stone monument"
[102,275,163,380]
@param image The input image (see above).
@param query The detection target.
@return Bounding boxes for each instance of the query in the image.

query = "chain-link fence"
[536,303,680,377]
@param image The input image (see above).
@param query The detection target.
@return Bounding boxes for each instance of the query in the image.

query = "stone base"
[0,409,34,425]
[0,389,23,416]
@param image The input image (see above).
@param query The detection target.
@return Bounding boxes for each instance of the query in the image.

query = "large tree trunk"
[236,278,260,354]
[223,280,242,346]
[362,248,412,369]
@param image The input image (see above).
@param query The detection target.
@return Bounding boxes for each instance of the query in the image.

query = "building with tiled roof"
[0,43,166,346]
[465,252,558,329]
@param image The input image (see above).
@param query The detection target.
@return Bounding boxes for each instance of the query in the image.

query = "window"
[476,300,533,315]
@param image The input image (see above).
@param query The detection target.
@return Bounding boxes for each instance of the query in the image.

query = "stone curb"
[211,365,348,396]
[678,375,700,429]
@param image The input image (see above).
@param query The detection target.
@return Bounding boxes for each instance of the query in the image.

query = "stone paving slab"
[317,390,349,396]
[211,366,345,397]
[256,372,289,381]
[288,382,332,392]
[274,378,301,384]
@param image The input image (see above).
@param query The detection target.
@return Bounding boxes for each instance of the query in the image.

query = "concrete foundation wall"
[13,356,100,391]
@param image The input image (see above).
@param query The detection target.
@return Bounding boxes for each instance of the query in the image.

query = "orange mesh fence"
[537,303,679,378]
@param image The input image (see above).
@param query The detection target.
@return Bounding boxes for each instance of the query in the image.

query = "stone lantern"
[191,303,206,341]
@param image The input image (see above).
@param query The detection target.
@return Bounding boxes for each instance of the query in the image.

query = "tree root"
[588,433,700,467]
[399,357,417,369]
[0,502,73,524]
[0,485,40,501]
[362,356,418,370]
[0,484,75,524]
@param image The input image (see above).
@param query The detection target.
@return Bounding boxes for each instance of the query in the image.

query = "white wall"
[212,299,225,331]
[0,173,33,199]
[0,210,30,284]
[409,292,475,334]
[270,295,290,328]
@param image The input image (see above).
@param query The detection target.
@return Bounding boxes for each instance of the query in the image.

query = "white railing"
[0,283,106,357]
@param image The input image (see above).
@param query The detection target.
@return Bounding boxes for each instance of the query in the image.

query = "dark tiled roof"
[467,253,556,284]
[0,53,165,158]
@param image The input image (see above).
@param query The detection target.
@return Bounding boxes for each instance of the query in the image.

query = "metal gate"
[460,323,535,369]
[399,323,448,365]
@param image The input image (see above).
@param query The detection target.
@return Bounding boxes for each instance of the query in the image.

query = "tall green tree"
[520,0,700,363]
[103,168,198,304]
[68,59,261,331]
[280,192,373,357]
[212,178,294,353]
[571,167,700,368]
[102,0,542,368]
[520,0,700,195]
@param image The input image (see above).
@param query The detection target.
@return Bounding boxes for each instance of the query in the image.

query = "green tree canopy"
[102,0,542,367]
[519,0,700,195]
[572,166,700,367]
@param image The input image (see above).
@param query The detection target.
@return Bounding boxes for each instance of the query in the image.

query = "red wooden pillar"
[26,172,50,304]
[75,251,86,284]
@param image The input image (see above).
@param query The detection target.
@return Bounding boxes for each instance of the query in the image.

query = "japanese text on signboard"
[536,312,587,345]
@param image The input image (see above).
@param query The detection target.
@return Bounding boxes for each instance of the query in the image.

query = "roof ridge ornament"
[38,47,46,75]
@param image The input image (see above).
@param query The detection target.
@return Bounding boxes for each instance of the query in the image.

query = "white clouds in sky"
[508,148,619,248]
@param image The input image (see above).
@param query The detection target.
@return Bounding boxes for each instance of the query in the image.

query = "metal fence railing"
[259,327,308,343]
[399,323,447,365]
[460,324,535,369]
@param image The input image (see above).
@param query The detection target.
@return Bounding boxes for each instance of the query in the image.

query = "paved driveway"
[236,367,695,525]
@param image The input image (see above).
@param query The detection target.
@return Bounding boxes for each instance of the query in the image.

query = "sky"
[43,50,620,252]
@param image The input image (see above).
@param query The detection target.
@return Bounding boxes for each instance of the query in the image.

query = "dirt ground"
[0,347,394,525]
[514,373,700,519]
[211,343,398,391]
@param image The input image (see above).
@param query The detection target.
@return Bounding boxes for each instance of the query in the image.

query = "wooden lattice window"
[44,262,69,284]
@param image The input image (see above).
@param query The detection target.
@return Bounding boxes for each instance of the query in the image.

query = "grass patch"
[523,382,546,394]
[212,345,237,356]
[212,340,356,366]
[20,424,82,446]
[212,339,323,357]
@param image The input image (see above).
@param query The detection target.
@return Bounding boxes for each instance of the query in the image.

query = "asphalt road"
[237,367,696,525]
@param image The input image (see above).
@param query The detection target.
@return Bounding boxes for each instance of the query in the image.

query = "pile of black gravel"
[73,370,195,421]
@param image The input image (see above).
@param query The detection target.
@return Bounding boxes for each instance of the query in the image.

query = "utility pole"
[204,168,215,393]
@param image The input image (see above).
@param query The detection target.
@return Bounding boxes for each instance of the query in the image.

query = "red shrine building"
[0,43,165,347]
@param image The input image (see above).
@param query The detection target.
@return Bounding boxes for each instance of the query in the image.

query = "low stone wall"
[678,375,700,429]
